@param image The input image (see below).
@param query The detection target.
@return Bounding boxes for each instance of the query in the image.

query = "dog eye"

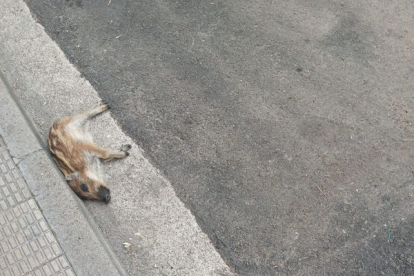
[80,184,89,192]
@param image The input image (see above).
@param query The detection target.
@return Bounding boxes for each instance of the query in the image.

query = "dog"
[47,104,131,203]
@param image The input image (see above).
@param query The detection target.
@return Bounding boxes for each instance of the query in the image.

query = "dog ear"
[65,171,79,181]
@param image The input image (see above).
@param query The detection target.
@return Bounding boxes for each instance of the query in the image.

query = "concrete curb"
[0,71,127,275]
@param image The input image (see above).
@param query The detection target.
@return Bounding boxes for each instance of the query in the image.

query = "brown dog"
[47,104,131,203]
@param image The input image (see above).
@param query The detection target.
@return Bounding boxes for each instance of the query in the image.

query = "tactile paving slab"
[0,137,75,276]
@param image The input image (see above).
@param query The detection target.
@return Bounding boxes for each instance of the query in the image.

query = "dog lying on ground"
[47,104,131,203]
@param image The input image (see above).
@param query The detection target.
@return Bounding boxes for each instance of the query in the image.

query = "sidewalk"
[0,72,126,276]
[0,137,75,276]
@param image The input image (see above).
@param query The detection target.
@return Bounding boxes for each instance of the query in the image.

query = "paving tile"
[0,137,75,275]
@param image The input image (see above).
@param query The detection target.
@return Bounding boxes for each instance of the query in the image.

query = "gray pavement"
[0,137,75,276]
[0,1,234,275]
[18,0,414,275]
[4,0,414,275]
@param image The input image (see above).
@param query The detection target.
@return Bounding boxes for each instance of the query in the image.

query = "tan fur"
[47,104,131,203]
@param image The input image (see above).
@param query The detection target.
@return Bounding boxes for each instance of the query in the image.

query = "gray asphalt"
[24,0,414,275]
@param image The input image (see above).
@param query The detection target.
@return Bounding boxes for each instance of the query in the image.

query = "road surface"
[19,0,414,275]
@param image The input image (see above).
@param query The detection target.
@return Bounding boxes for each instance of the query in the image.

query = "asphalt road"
[24,0,414,275]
